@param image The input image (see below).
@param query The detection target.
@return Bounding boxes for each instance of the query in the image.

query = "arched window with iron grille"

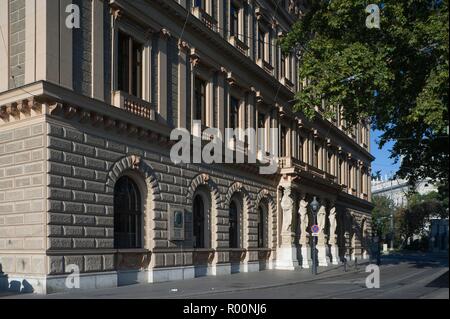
[114,176,142,249]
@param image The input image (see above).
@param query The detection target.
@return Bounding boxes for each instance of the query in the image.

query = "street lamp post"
[390,210,394,250]
[310,196,320,275]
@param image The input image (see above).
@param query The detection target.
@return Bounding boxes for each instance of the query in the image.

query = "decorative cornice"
[0,97,43,123]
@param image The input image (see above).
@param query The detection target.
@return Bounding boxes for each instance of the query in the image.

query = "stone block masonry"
[8,0,26,88]
[45,116,278,275]
[0,117,46,280]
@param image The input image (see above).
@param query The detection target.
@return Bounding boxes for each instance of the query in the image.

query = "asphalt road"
[1,252,448,299]
[195,257,449,299]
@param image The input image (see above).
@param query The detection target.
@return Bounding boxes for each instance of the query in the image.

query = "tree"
[371,195,395,240]
[371,170,382,180]
[396,191,448,247]
[281,0,449,185]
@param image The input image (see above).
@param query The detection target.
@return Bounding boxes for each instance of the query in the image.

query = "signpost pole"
[310,197,320,276]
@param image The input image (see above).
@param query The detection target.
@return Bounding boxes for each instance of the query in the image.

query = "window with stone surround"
[194,0,206,10]
[114,176,143,249]
[258,24,267,62]
[280,125,287,157]
[230,2,240,37]
[229,200,239,248]
[257,111,266,152]
[118,31,143,98]
[314,144,320,168]
[280,53,286,79]
[257,205,267,248]
[230,96,240,130]
[193,194,206,248]
[194,76,207,126]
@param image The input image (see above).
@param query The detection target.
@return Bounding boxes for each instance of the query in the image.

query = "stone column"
[157,29,169,122]
[276,185,299,270]
[217,68,226,137]
[298,197,311,268]
[328,205,339,265]
[178,41,189,128]
[92,0,104,99]
[317,202,329,266]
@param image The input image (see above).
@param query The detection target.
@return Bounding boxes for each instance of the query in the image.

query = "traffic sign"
[311,224,320,236]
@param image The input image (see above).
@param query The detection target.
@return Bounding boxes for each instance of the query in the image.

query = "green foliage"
[281,0,449,184]
[396,190,448,245]
[372,195,394,238]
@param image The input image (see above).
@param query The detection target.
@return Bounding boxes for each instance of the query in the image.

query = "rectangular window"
[288,55,293,81]
[360,168,365,194]
[118,31,143,98]
[258,112,265,151]
[314,144,320,168]
[194,77,207,126]
[230,97,240,130]
[258,27,266,61]
[298,136,304,161]
[230,3,239,37]
[194,0,205,9]
[349,164,354,189]
[280,126,287,157]
[281,54,286,79]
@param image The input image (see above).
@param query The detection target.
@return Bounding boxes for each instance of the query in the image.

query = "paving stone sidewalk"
[3,260,372,299]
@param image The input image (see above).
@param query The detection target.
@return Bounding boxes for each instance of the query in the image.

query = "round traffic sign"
[311,224,320,233]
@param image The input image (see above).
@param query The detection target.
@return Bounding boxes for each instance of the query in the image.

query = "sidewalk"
[5,260,371,299]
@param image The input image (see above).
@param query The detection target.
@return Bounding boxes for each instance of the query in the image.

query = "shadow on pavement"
[425,270,449,288]
[377,252,449,269]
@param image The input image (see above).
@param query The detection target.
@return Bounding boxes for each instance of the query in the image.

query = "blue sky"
[370,129,401,178]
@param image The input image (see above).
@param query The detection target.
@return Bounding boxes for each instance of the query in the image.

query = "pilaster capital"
[110,6,122,21]
[159,28,171,39]
[177,39,190,52]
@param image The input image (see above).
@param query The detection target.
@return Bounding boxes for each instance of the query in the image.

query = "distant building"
[372,177,448,249]
[371,177,437,207]
[429,219,449,252]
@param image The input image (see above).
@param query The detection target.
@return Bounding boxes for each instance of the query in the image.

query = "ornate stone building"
[0,0,373,294]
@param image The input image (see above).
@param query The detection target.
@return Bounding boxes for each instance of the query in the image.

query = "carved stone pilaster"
[298,197,311,268]
[276,185,299,270]
[328,205,340,265]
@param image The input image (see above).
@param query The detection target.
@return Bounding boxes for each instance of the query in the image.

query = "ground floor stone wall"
[0,116,47,284]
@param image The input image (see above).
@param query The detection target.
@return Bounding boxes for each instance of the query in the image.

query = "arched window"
[193,195,205,248]
[257,206,265,248]
[229,201,239,248]
[114,176,142,249]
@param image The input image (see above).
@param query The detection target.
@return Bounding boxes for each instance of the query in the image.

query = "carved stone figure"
[281,186,294,232]
[298,198,309,244]
[317,205,326,231]
[328,206,337,245]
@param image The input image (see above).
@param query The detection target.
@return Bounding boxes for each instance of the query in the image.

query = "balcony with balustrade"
[112,91,156,122]
[279,157,339,186]
[192,6,218,33]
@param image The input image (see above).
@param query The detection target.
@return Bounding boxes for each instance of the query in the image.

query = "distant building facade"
[372,178,437,207]
[0,0,373,294]
[372,177,448,250]
[429,219,449,252]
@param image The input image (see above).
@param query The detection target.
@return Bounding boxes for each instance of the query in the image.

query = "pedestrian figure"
[341,257,347,272]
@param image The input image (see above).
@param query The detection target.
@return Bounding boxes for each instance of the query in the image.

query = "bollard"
[355,257,358,270]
